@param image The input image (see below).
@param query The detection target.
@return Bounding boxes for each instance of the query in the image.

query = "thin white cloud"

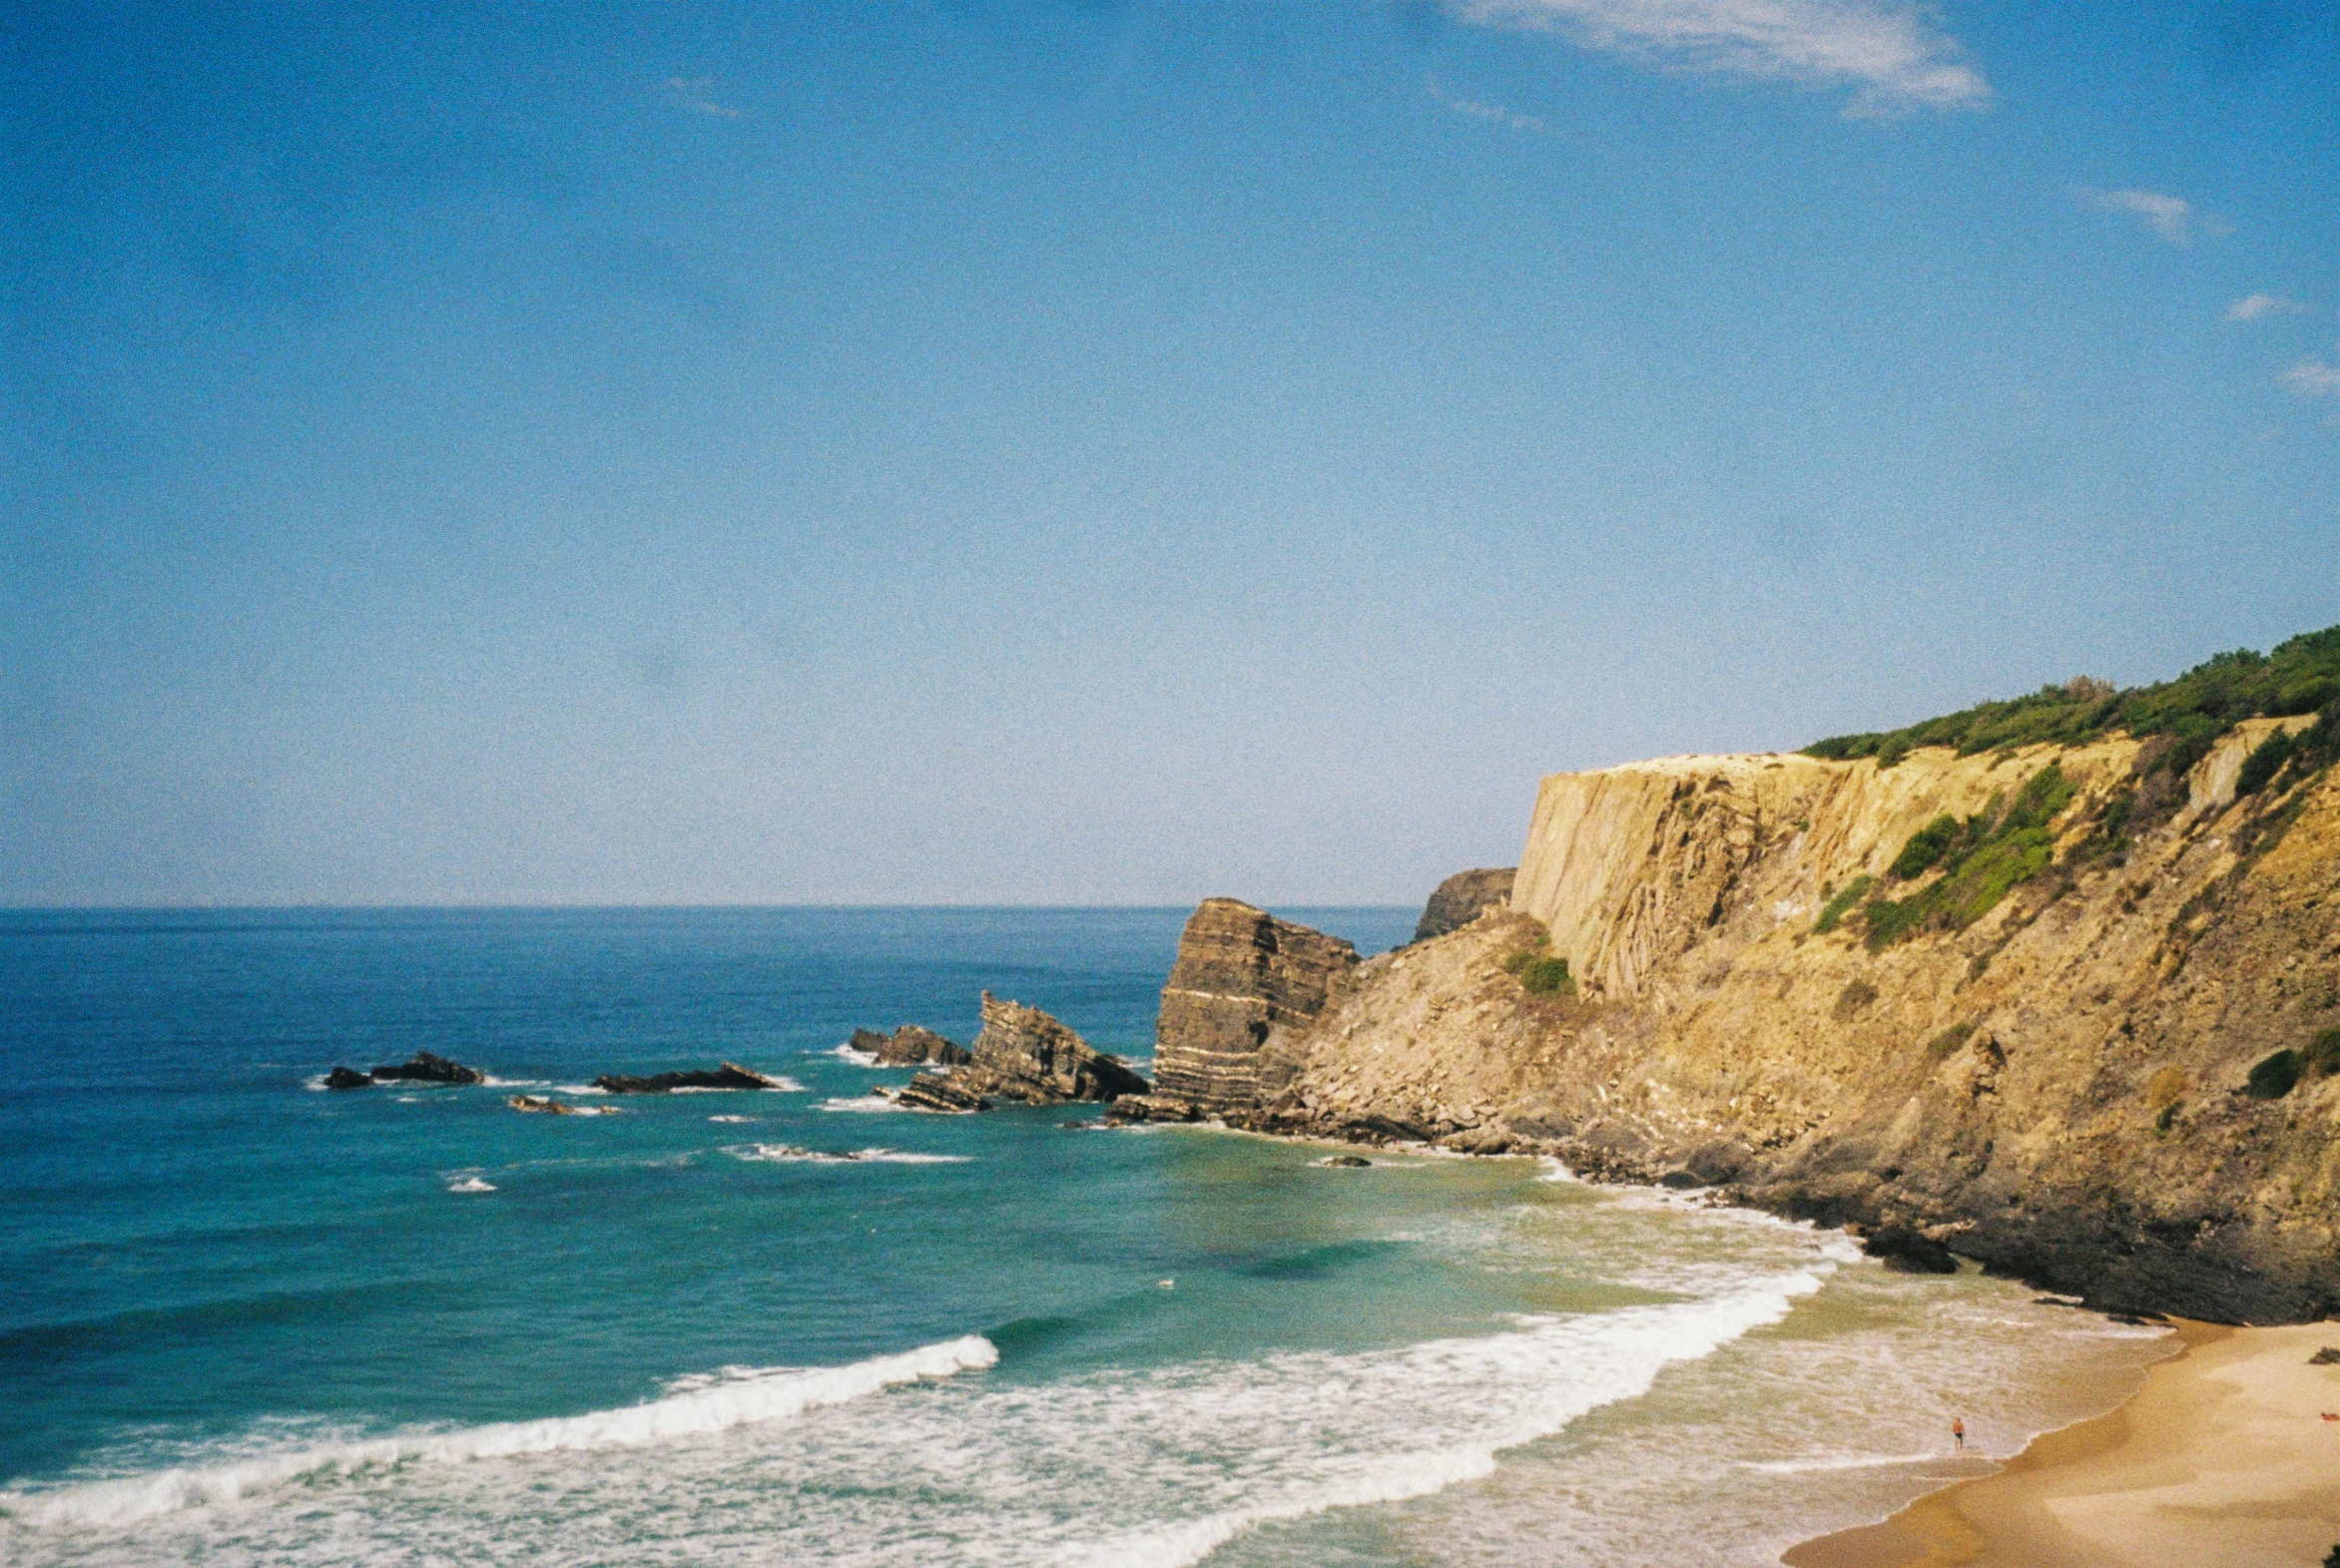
[1444,0,1990,116]
[2280,356,2340,399]
[2227,292,2307,321]
[2076,188,2228,247]
[1425,73,1546,130]
[665,77,745,120]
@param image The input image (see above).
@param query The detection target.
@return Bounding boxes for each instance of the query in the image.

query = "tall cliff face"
[1146,898,1359,1115]
[1234,724,2340,1323]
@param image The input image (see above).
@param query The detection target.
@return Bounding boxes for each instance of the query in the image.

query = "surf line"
[4,1334,997,1532]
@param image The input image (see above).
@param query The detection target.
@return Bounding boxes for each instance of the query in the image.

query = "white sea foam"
[445,1177,496,1194]
[829,1044,880,1067]
[723,1145,971,1166]
[817,1095,906,1114]
[0,1335,998,1533]
[708,1114,754,1124]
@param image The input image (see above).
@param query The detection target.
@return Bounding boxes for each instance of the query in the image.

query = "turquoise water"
[1,908,2170,1566]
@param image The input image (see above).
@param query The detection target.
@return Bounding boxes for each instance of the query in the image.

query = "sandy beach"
[1784,1319,2340,1568]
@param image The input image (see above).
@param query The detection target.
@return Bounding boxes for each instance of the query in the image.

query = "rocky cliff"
[1198,721,2340,1324]
[1133,898,1359,1119]
[1414,867,1516,942]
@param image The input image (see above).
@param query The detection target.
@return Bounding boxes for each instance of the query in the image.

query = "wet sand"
[1783,1319,2340,1568]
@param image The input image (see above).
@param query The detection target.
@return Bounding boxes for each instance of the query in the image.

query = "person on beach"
[1951,1417,1965,1452]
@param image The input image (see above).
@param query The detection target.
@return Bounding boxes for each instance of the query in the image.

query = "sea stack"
[1117,899,1357,1121]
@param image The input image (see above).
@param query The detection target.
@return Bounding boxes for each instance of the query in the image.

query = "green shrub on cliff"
[1518,955,1572,995]
[1889,815,1959,879]
[2236,730,2296,796]
[2247,1049,2303,1100]
[1801,624,2340,777]
[1814,875,1874,934]
[1855,766,2077,950]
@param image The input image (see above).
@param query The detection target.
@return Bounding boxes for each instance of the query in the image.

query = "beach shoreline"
[1782,1318,2340,1568]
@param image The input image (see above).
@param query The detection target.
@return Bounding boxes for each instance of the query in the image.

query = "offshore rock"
[369,1051,486,1086]
[1248,725,2340,1323]
[959,992,1148,1105]
[1414,867,1517,942]
[323,1066,374,1090]
[860,1025,971,1067]
[1150,899,1358,1117]
[1102,1094,1202,1124]
[893,1075,992,1114]
[591,1061,787,1095]
[509,1094,584,1115]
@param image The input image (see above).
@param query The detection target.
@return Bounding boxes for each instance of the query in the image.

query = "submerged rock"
[1413,867,1517,942]
[323,1066,374,1090]
[1149,900,1357,1118]
[509,1094,582,1115]
[591,1062,787,1095]
[858,1025,971,1067]
[1321,1155,1372,1168]
[893,1075,992,1114]
[958,992,1148,1105]
[369,1051,486,1086]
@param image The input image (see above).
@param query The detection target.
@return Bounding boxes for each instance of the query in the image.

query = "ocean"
[0,907,2172,1567]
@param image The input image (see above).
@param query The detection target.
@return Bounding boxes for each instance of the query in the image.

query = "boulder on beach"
[323,1066,374,1090]
[369,1051,486,1086]
[590,1061,787,1095]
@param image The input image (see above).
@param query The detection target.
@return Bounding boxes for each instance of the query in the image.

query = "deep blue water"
[0,907,2168,1568]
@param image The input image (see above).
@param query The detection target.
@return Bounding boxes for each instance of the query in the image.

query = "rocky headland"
[1143,633,2340,1324]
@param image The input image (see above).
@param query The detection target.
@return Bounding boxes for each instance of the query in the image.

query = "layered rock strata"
[957,992,1148,1105]
[1209,723,2340,1323]
[1122,899,1357,1121]
[1413,867,1517,942]
[893,1076,992,1113]
[852,1026,971,1066]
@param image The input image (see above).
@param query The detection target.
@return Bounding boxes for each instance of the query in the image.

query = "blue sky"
[4,1,2336,905]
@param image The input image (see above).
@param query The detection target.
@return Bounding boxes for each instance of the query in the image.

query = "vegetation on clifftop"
[1803,624,2340,775]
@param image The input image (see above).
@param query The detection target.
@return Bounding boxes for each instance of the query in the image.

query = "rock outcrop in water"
[591,1062,787,1095]
[853,1026,971,1067]
[955,992,1147,1105]
[369,1051,486,1085]
[1188,719,2340,1324]
[1414,868,1517,942]
[323,1066,373,1090]
[892,1075,993,1113]
[1114,900,1356,1122]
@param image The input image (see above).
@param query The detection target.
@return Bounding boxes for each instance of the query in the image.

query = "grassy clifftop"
[1804,624,2340,778]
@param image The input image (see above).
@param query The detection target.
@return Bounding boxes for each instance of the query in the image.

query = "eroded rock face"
[369,1051,485,1086]
[1414,868,1517,942]
[1149,899,1358,1116]
[959,992,1147,1105]
[591,1062,786,1094]
[861,1026,971,1067]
